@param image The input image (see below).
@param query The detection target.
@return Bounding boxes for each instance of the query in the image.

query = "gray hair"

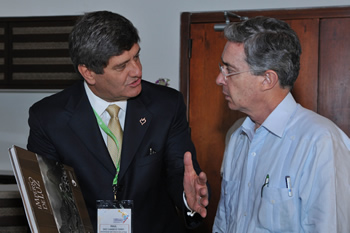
[224,16,301,89]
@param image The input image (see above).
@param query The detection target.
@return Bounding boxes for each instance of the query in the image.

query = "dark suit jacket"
[27,80,205,233]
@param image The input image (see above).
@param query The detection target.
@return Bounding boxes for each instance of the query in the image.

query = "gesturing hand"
[183,151,209,218]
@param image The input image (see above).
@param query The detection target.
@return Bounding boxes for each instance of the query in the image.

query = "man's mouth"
[128,77,141,87]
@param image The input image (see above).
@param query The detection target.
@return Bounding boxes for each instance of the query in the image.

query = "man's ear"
[78,64,96,85]
[262,70,278,90]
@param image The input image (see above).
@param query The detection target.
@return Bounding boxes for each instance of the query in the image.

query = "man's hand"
[183,151,209,218]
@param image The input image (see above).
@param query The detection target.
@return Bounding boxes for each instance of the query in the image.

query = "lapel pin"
[139,117,146,125]
[149,147,156,155]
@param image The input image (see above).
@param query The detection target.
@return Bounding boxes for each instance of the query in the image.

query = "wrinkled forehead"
[221,42,248,68]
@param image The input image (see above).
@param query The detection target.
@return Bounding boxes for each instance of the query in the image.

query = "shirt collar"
[84,81,127,116]
[241,92,298,139]
[262,92,297,138]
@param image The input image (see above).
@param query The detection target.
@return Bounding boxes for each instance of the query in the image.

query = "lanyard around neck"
[93,108,121,189]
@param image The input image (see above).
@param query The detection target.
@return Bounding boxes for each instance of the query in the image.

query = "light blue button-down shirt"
[213,93,350,233]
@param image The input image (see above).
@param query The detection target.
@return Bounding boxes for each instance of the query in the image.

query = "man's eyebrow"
[132,48,141,59]
[113,48,141,69]
[221,59,238,70]
[113,60,128,69]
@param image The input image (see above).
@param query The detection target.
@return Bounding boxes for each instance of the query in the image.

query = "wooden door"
[186,18,320,233]
[188,23,246,232]
[318,18,350,135]
[287,19,319,112]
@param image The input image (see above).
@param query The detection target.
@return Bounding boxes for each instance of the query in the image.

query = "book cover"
[8,145,94,233]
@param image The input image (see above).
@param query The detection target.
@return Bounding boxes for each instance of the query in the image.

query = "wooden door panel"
[288,19,319,112]
[319,18,350,136]
[189,23,246,231]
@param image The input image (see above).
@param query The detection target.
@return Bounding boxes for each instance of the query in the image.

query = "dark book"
[8,145,94,233]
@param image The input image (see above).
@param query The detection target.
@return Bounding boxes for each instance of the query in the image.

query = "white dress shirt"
[84,81,127,145]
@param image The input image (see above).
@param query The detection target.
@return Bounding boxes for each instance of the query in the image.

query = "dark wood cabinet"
[180,6,350,232]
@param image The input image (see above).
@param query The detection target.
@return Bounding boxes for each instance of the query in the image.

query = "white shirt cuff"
[183,191,196,217]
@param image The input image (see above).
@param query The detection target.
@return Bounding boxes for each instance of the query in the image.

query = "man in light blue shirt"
[213,16,350,233]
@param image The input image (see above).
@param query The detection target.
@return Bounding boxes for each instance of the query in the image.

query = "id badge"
[97,200,133,233]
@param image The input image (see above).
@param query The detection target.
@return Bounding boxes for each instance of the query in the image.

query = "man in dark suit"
[27,11,209,233]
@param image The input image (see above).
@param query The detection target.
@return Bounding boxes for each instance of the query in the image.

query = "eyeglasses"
[219,63,253,81]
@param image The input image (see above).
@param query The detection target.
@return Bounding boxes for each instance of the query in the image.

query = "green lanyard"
[93,108,121,199]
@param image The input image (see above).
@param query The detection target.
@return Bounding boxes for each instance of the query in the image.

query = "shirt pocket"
[257,186,297,232]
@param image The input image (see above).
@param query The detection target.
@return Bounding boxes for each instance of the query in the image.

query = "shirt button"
[248,182,251,187]
[251,152,256,156]
[271,200,275,204]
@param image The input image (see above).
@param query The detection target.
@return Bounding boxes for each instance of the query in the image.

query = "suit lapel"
[66,82,116,176]
[118,97,152,180]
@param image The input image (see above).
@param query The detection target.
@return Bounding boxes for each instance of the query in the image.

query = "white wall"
[1,0,349,172]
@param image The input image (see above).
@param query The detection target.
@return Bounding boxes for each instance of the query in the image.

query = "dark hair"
[69,11,140,74]
[224,16,301,89]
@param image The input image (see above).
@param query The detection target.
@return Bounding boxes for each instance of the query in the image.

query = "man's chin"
[128,85,142,99]
[227,102,238,111]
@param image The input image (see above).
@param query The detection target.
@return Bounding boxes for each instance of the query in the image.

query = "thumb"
[184,151,195,174]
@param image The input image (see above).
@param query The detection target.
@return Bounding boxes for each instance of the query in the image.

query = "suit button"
[117,185,123,192]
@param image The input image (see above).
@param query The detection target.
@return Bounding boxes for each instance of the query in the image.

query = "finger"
[197,171,208,185]
[184,151,195,174]
[199,183,208,195]
[197,206,207,218]
[199,195,209,207]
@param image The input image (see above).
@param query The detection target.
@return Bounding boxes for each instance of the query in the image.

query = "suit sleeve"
[27,105,59,161]
[164,92,208,228]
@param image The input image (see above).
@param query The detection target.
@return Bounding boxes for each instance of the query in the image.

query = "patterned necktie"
[106,104,123,167]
